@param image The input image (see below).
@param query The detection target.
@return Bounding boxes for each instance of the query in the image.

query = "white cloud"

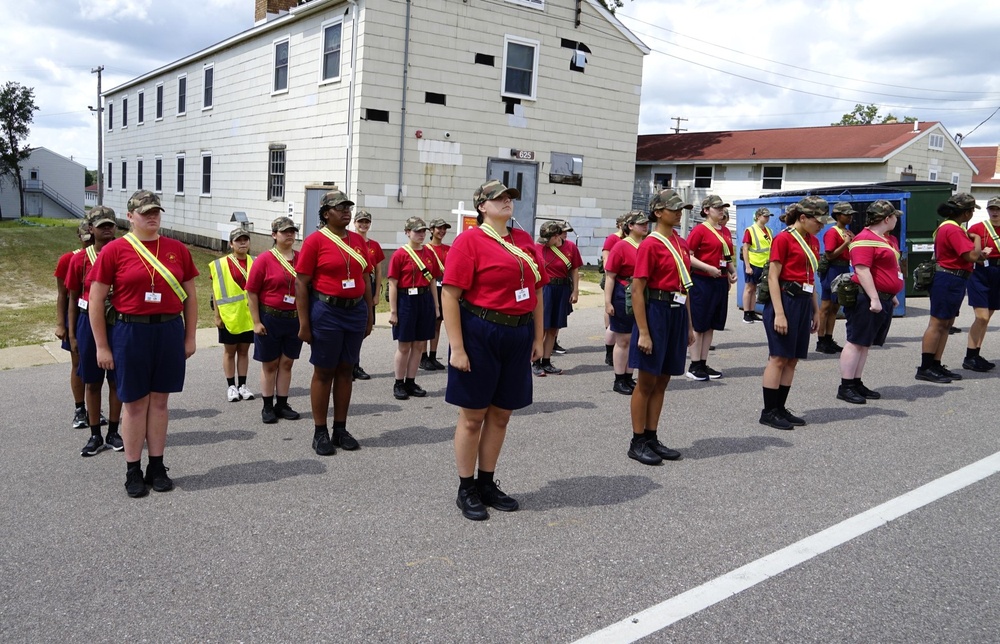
[77,0,152,21]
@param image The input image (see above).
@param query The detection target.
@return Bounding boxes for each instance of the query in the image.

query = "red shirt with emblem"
[365,238,385,270]
[935,221,975,271]
[427,243,450,278]
[296,229,372,298]
[849,228,904,294]
[687,222,734,277]
[90,236,198,315]
[246,250,299,310]
[823,226,850,259]
[634,232,691,292]
[769,229,820,284]
[388,245,443,288]
[444,226,549,315]
[605,238,641,286]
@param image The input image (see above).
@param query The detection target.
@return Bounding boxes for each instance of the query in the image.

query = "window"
[155,84,163,120]
[951,172,960,186]
[320,21,342,82]
[928,134,945,150]
[653,173,672,189]
[425,92,446,105]
[549,152,583,186]
[502,36,539,100]
[154,157,163,193]
[121,96,128,128]
[176,155,186,194]
[475,53,495,66]
[107,161,113,189]
[107,101,113,130]
[203,65,214,109]
[137,158,143,190]
[201,153,212,196]
[694,166,713,188]
[365,108,389,122]
[762,166,784,190]
[268,146,286,200]
[928,169,939,181]
[121,160,127,190]
[177,75,187,115]
[273,39,289,93]
[137,90,144,125]
[505,0,544,9]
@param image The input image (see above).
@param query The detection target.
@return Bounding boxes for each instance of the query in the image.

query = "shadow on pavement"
[875,383,963,402]
[170,407,224,420]
[169,429,257,446]
[519,400,599,415]
[177,458,327,491]
[683,435,793,460]
[800,405,909,424]
[518,474,661,511]
[363,425,453,448]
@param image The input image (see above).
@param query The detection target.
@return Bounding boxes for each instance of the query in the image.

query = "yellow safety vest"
[747,224,772,268]
[209,255,254,334]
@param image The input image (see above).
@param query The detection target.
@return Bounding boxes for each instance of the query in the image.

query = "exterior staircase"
[21,179,85,218]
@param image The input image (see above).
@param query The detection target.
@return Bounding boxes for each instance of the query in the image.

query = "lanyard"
[479,224,541,283]
[650,231,693,291]
[318,228,369,273]
[402,245,435,284]
[700,221,732,258]
[123,233,187,302]
[789,229,819,273]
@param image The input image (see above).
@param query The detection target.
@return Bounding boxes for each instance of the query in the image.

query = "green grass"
[0,218,224,349]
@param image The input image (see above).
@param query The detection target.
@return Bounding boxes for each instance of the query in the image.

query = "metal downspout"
[397,0,411,203]
[345,0,360,200]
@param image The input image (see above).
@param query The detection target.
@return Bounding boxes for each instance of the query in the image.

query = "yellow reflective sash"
[402,245,435,284]
[550,245,573,270]
[227,254,250,281]
[789,229,819,273]
[700,221,731,258]
[318,227,369,272]
[270,248,296,277]
[428,244,446,273]
[983,220,1000,251]
[649,231,694,291]
[624,237,640,249]
[123,233,187,302]
[85,246,97,265]
[932,219,963,240]
[849,240,901,268]
[479,224,542,283]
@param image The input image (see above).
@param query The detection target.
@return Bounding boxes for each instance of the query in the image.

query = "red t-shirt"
[218,256,250,291]
[605,238,640,285]
[65,248,97,302]
[365,238,386,270]
[561,239,584,269]
[687,222,734,277]
[538,243,572,280]
[634,233,691,293]
[850,228,904,294]
[823,226,850,260]
[90,236,199,315]
[769,229,820,284]
[388,245,443,288]
[296,229,372,298]
[427,243,450,277]
[55,249,80,281]
[968,222,1000,264]
[246,250,299,310]
[603,234,622,254]
[935,221,975,271]
[444,226,549,316]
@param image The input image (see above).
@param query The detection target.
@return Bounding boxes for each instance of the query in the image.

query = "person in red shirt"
[817,202,857,354]
[963,196,1000,372]
[89,190,199,498]
[685,195,736,381]
[295,191,374,455]
[420,217,452,371]
[56,221,94,429]
[388,216,441,400]
[760,196,829,430]
[66,207,123,456]
[551,221,583,357]
[601,213,630,365]
[837,201,905,404]
[210,228,255,403]
[917,193,986,383]
[532,221,577,376]
[627,189,694,465]
[246,217,303,424]
[442,180,547,521]
[352,209,383,381]
[603,211,648,395]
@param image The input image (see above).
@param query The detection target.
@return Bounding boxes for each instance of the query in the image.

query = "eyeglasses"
[333,204,353,211]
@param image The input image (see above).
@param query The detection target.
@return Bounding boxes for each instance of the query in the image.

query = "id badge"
[407,287,419,296]
[145,291,162,303]
[283,294,296,304]
[342,279,356,289]
[436,279,443,287]
[803,283,814,294]
[897,271,905,280]
[514,287,530,302]
[719,259,728,267]
[77,298,89,311]
[673,292,687,305]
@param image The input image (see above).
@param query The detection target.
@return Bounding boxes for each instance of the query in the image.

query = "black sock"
[148,455,164,471]
[90,424,101,437]
[238,375,247,387]
[631,432,645,443]
[421,352,428,360]
[126,459,141,472]
[227,377,236,387]
[429,350,437,360]
[967,347,980,360]
[778,384,791,408]
[841,378,853,387]
[643,429,658,441]
[75,401,86,410]
[542,358,551,366]
[332,420,346,431]
[920,352,935,369]
[404,377,415,385]
[606,344,614,358]
[263,395,274,410]
[762,387,780,411]
[314,425,328,437]
[276,395,288,409]
[459,475,476,491]
[477,469,494,485]
[108,421,120,434]
[615,373,626,382]
[395,378,404,386]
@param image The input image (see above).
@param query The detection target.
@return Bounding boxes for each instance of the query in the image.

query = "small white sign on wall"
[287,201,295,216]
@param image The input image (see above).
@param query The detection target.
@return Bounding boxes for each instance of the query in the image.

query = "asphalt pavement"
[1,293,998,643]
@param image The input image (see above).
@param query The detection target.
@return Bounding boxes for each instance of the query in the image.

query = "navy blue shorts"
[61,308,71,352]
[392,290,435,342]
[446,306,533,411]
[253,312,302,362]
[764,291,813,359]
[844,292,893,347]
[218,326,253,345]
[967,265,1000,310]
[75,313,116,385]
[929,271,967,320]
[821,264,851,302]
[628,299,689,376]
[689,274,728,332]
[308,297,367,369]
[111,317,186,403]
[436,283,444,322]
[748,265,766,286]
[542,283,572,330]
[608,281,634,334]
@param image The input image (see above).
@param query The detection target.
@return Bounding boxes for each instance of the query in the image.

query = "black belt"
[460,299,533,327]
[116,313,180,324]
[549,277,571,285]
[261,304,298,318]
[830,260,850,267]
[401,286,430,295]
[314,291,363,308]
[877,291,895,301]
[647,288,684,307]
[936,267,971,279]
[779,280,812,296]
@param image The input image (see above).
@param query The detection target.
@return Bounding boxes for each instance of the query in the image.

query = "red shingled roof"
[963,146,999,185]
[637,122,941,163]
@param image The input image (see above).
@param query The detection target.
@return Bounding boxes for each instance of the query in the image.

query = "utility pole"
[90,66,104,206]
[671,117,688,135]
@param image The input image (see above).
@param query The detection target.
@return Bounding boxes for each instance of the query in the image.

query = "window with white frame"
[107,161,113,189]
[121,96,128,128]
[951,172,960,185]
[203,64,214,109]
[177,75,187,115]
[176,154,185,194]
[694,166,714,188]
[762,166,784,190]
[137,90,144,125]
[268,146,286,200]
[121,160,127,190]
[505,0,544,8]
[321,20,343,82]
[201,153,212,196]
[137,158,143,190]
[107,101,113,130]
[928,169,939,181]
[273,39,289,93]
[502,36,539,100]
[928,134,944,150]
[154,157,163,193]
[155,84,163,120]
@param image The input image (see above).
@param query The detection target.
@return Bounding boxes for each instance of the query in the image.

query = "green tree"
[85,169,97,187]
[0,81,39,219]
[833,103,916,126]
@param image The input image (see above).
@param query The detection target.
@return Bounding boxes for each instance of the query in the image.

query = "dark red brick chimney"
[255,0,301,22]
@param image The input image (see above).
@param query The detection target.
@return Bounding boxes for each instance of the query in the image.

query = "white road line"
[573,451,1000,644]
